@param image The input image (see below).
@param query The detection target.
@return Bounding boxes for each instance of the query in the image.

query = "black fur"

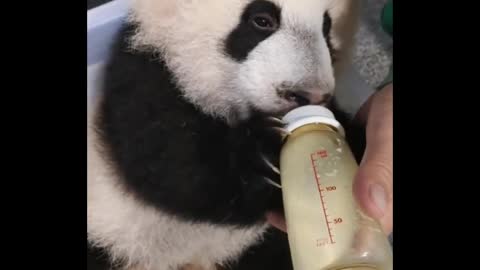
[97,24,284,226]
[87,243,113,270]
[225,0,281,61]
[91,21,366,270]
[323,12,336,63]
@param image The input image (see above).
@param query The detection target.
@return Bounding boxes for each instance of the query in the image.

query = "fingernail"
[369,184,387,216]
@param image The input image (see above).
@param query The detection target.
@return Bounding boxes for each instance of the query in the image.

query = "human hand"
[353,83,393,234]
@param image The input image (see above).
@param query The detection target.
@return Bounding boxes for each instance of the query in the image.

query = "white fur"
[129,0,359,123]
[88,103,267,270]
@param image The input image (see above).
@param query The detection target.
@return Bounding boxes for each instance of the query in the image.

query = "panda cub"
[87,0,363,270]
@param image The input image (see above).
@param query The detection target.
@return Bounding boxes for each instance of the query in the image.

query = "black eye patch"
[224,0,281,62]
[323,12,336,63]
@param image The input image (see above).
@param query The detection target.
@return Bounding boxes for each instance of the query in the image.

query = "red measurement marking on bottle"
[310,152,335,244]
[317,150,328,158]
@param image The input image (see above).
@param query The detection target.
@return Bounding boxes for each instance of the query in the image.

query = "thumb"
[353,86,393,234]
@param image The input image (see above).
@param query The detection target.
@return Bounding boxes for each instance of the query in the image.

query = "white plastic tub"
[87,0,129,106]
[87,0,129,66]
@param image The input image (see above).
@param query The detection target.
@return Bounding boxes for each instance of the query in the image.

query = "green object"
[378,0,393,90]
[381,1,393,37]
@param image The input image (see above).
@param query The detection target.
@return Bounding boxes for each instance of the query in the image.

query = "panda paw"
[234,115,288,188]
[223,115,289,221]
[251,115,288,176]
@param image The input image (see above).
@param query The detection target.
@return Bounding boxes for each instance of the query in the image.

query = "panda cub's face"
[130,0,359,122]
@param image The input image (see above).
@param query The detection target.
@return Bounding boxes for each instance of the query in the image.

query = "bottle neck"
[288,123,339,140]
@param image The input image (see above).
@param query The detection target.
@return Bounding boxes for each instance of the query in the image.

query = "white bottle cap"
[282,105,345,137]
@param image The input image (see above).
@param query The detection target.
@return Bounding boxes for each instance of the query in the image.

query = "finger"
[353,85,393,234]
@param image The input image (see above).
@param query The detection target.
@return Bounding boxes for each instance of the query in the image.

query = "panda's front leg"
[225,115,287,222]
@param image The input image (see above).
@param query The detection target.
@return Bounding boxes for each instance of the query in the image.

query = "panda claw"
[270,127,290,140]
[266,116,285,126]
[263,176,282,189]
[260,154,280,175]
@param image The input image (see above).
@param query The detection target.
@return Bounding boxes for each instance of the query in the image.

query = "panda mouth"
[283,90,311,106]
[276,88,334,110]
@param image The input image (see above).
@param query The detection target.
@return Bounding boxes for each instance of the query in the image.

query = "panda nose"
[284,90,332,106]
